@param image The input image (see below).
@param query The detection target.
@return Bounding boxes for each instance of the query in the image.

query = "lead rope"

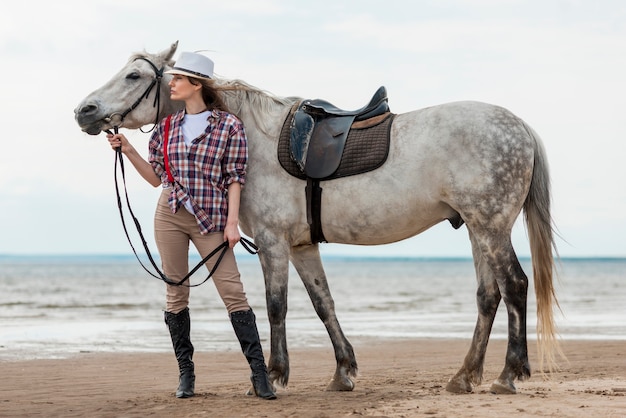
[111,124,259,287]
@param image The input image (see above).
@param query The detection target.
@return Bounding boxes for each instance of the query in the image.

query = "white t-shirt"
[182,110,210,146]
[181,111,210,213]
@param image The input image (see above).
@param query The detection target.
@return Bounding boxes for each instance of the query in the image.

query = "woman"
[107,51,276,400]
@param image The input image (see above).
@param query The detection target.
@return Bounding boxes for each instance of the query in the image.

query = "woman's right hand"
[107,132,133,154]
[105,132,161,187]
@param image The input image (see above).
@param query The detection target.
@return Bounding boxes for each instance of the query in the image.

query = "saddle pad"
[278,110,395,180]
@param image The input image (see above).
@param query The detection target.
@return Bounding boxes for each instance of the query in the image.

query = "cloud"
[1,0,625,256]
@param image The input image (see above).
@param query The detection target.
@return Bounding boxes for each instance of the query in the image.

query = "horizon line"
[1,253,624,262]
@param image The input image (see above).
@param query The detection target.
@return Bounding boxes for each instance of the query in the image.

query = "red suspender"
[163,115,175,183]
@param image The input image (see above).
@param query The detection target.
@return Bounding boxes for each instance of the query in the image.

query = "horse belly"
[318,160,453,245]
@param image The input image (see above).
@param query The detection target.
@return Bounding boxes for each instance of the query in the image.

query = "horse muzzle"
[75,103,118,135]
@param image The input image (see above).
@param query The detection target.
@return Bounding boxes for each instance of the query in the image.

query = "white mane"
[215,78,299,135]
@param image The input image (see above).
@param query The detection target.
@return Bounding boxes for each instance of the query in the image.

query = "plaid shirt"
[148,109,247,234]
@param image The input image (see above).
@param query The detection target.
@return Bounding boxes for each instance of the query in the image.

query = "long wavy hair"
[187,77,230,113]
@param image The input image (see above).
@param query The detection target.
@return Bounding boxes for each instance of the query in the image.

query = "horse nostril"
[79,104,98,115]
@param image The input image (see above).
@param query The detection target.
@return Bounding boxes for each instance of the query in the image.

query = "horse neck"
[159,96,183,119]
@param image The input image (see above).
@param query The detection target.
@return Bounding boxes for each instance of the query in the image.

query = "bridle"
[107,57,259,287]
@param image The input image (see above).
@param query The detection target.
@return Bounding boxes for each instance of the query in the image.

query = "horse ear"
[160,41,178,63]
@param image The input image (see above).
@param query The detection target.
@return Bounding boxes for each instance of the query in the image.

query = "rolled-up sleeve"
[222,119,248,187]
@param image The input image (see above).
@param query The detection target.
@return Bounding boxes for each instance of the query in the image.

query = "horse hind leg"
[447,231,501,393]
[489,244,531,395]
[460,232,530,394]
[290,244,357,391]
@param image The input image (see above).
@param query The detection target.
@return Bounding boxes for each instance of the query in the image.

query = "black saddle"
[290,86,389,179]
[302,85,389,120]
[281,87,392,244]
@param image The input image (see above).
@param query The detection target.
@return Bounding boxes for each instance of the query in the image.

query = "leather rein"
[106,57,258,287]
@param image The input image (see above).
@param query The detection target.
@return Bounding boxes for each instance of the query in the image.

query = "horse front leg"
[447,234,501,393]
[290,244,357,391]
[255,234,291,389]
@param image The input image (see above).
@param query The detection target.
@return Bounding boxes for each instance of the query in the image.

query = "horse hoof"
[326,376,355,391]
[490,379,517,394]
[446,377,473,394]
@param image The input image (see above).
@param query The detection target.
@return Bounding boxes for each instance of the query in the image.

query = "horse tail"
[522,121,564,374]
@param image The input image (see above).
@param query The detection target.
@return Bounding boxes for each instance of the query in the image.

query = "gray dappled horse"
[75,42,561,394]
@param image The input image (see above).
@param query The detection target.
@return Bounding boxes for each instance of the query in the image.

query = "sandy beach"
[1,338,624,417]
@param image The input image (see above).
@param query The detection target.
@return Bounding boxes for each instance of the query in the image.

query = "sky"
[0,0,625,258]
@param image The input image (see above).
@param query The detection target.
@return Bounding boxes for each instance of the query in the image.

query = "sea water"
[0,255,624,361]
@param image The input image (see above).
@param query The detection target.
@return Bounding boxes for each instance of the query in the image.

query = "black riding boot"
[164,307,195,398]
[230,309,277,400]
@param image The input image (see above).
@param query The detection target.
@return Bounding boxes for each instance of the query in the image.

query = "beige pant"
[154,189,250,314]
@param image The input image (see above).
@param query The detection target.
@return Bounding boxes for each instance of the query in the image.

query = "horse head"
[74,41,180,135]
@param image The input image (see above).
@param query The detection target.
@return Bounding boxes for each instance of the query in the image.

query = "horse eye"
[126,72,141,80]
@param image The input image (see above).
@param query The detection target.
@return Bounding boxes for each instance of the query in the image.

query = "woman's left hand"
[224,223,241,249]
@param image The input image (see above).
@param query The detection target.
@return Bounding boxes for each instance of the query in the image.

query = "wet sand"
[1,339,624,417]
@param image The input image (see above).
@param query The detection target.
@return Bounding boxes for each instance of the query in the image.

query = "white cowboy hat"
[165,51,214,79]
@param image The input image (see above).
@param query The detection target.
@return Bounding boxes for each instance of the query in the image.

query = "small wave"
[36,303,154,310]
